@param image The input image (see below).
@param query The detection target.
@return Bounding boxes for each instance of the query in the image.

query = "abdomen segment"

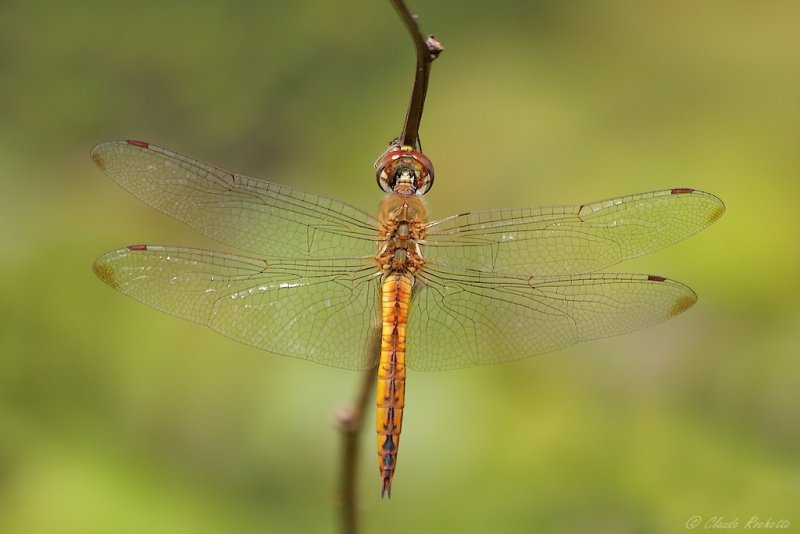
[376,272,412,498]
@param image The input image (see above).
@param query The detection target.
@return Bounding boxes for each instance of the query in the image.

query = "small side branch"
[389,0,444,149]
[336,346,378,534]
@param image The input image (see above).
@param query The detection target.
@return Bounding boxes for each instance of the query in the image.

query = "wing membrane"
[406,264,697,371]
[424,189,725,274]
[94,246,381,370]
[91,141,378,258]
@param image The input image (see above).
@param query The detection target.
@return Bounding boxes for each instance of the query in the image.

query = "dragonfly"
[92,139,724,497]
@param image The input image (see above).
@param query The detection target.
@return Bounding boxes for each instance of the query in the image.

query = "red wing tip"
[126,139,150,148]
[647,275,668,282]
[127,244,148,251]
[671,188,695,195]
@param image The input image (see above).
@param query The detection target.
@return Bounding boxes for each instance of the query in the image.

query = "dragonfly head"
[375,146,434,196]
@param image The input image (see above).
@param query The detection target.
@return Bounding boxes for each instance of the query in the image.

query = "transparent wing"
[424,188,725,274]
[406,264,697,371]
[91,141,379,258]
[93,245,382,370]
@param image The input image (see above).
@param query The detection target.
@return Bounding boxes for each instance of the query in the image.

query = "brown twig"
[389,0,444,149]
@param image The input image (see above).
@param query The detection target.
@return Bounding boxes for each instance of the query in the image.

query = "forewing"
[91,141,378,258]
[424,189,725,274]
[406,265,697,371]
[94,246,381,370]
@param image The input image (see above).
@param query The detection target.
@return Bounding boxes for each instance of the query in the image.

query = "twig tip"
[426,35,444,60]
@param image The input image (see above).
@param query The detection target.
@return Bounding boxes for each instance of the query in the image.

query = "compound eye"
[375,147,434,195]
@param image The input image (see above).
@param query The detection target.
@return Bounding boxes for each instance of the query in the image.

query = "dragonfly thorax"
[376,194,427,273]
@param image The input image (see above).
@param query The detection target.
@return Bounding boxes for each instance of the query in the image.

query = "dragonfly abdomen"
[376,271,412,498]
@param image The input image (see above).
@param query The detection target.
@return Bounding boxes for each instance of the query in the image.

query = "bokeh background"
[1,1,798,532]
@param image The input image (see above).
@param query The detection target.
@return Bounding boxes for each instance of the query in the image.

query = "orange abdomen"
[376,272,412,498]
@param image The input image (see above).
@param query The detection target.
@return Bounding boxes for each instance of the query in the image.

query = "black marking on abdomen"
[381,435,397,452]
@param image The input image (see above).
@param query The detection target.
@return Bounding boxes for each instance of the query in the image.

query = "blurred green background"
[1,1,798,532]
